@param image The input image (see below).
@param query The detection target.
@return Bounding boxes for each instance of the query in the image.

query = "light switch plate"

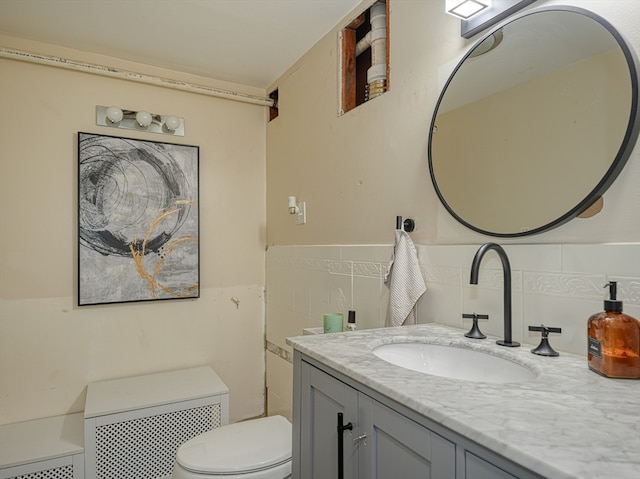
[296,202,306,225]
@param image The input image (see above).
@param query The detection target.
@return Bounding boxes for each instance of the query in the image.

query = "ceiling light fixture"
[459,0,535,39]
[446,0,491,20]
[96,106,185,136]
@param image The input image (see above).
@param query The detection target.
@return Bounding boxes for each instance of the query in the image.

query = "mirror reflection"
[429,7,638,236]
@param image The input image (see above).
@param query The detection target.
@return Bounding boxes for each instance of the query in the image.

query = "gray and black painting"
[78,133,199,305]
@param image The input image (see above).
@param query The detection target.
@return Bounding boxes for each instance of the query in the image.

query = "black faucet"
[470,243,520,347]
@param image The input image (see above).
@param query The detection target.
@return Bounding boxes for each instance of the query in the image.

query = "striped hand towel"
[384,230,426,326]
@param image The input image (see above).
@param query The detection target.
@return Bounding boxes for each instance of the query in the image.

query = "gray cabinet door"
[359,394,456,479]
[300,361,359,479]
[295,354,542,479]
[465,452,518,479]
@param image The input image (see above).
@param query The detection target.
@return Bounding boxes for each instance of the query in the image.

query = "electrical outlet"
[295,201,306,225]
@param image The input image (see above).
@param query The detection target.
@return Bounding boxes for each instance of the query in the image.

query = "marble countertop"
[287,323,640,479]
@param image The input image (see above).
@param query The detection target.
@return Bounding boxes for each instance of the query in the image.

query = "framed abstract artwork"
[78,132,199,305]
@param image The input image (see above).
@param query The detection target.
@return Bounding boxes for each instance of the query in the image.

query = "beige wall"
[266,0,640,246]
[0,37,268,425]
[264,0,640,418]
[2,0,639,428]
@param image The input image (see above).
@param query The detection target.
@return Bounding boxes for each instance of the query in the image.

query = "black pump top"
[348,310,356,324]
[604,282,623,312]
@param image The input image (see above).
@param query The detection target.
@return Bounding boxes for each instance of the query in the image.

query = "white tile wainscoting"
[265,243,640,418]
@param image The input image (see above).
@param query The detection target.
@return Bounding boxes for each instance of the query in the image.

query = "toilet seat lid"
[176,415,292,474]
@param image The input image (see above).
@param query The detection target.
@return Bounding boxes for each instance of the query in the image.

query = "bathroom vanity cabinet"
[294,354,535,479]
[297,358,455,478]
[289,324,640,478]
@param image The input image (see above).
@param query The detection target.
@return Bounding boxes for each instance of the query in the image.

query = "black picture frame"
[78,132,200,306]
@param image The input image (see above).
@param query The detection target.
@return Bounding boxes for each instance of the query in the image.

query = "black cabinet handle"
[337,412,353,479]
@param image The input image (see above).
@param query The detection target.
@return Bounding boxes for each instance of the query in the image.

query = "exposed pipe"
[0,47,275,108]
[355,31,372,57]
[367,1,387,99]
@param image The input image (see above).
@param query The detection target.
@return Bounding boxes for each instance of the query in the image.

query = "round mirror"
[428,6,639,237]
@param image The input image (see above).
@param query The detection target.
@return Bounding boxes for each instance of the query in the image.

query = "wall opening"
[269,89,279,121]
[340,0,389,115]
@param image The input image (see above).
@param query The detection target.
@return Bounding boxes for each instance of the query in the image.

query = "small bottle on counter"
[346,310,357,331]
[587,282,640,379]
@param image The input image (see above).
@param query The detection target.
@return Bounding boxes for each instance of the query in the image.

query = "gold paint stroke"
[129,202,198,299]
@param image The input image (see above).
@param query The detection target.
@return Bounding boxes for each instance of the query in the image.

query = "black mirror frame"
[428,6,640,238]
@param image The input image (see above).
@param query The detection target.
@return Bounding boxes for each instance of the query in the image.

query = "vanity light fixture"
[446,0,491,20]
[458,0,537,39]
[96,105,185,136]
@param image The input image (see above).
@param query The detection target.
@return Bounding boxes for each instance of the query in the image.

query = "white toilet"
[172,415,292,479]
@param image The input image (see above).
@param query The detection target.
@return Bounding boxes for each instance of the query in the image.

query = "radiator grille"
[95,403,221,479]
[8,464,73,479]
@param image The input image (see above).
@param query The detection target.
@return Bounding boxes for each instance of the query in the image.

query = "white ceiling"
[0,0,363,89]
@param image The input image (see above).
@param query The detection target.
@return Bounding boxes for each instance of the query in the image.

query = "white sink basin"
[373,342,536,383]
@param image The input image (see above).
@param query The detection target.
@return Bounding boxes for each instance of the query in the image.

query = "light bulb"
[288,196,298,215]
[136,111,152,127]
[165,116,181,131]
[105,106,123,123]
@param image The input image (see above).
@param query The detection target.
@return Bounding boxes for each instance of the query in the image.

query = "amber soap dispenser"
[587,282,640,379]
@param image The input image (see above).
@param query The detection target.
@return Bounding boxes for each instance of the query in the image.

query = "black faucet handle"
[528,325,562,336]
[463,313,488,339]
[463,313,489,320]
[528,324,561,356]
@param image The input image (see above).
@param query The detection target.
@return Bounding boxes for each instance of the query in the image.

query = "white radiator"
[8,465,73,479]
[0,414,84,479]
[84,367,229,479]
